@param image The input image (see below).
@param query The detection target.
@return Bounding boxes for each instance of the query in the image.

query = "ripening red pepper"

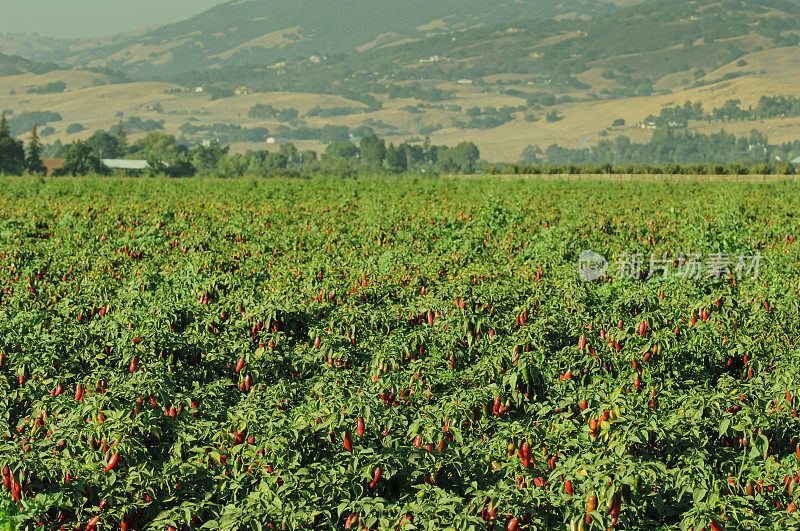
[521,442,530,468]
[236,357,245,373]
[75,384,84,402]
[369,468,381,488]
[709,520,725,531]
[587,495,598,524]
[356,417,365,437]
[104,453,120,472]
[130,355,139,373]
[343,430,353,452]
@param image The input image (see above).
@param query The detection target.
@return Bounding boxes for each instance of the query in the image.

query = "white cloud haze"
[1,0,226,38]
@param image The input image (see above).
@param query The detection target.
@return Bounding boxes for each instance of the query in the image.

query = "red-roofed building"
[43,159,64,177]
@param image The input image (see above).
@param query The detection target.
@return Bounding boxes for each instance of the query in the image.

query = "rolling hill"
[0,0,631,77]
[2,0,800,164]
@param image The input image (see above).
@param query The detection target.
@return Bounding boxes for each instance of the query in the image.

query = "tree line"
[499,161,796,176]
[521,128,800,169]
[0,114,481,177]
[645,96,800,128]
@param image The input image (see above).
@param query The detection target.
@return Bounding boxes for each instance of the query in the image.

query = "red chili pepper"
[104,453,120,472]
[369,468,381,488]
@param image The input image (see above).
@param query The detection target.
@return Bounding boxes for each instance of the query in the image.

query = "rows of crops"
[1,176,800,530]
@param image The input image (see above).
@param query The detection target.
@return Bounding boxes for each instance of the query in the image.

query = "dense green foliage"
[1,177,800,530]
[179,123,272,145]
[645,97,800,128]
[7,112,62,138]
[523,129,800,168]
[0,53,56,77]
[0,115,25,177]
[55,141,107,176]
[247,105,300,124]
[25,82,65,95]
[24,126,44,176]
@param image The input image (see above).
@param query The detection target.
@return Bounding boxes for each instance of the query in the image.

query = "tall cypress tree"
[26,124,46,175]
[112,121,128,155]
[0,112,26,175]
[0,112,8,138]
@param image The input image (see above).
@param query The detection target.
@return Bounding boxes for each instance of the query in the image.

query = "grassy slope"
[5,64,799,162]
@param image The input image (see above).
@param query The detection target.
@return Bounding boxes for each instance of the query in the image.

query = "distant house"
[43,159,64,177]
[138,103,163,113]
[194,86,204,93]
[457,79,474,85]
[234,86,253,96]
[792,156,800,165]
[102,159,149,176]
[419,55,441,64]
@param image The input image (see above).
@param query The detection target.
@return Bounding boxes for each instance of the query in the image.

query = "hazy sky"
[1,0,226,38]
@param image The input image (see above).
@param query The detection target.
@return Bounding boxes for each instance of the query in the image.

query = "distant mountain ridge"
[168,0,800,100]
[0,0,631,76]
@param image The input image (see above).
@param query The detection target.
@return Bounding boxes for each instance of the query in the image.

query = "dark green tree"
[278,143,299,164]
[111,121,128,154]
[384,143,407,173]
[437,142,480,174]
[128,132,189,163]
[26,124,46,174]
[0,112,26,175]
[300,150,318,165]
[192,141,229,174]
[57,141,107,176]
[320,125,350,144]
[86,131,124,159]
[323,141,359,159]
[263,152,289,170]
[359,134,386,167]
